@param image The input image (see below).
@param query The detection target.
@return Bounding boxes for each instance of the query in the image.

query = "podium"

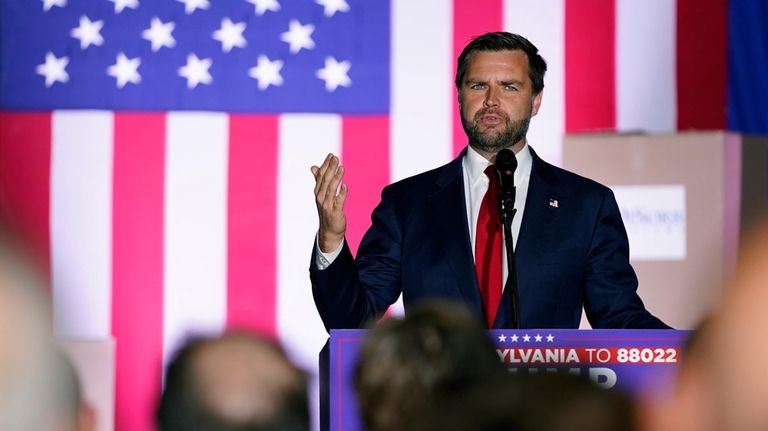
[328,329,689,431]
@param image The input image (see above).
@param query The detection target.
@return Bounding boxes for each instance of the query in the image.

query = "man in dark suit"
[310,32,669,330]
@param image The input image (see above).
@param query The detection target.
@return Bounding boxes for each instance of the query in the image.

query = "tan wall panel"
[563,132,741,329]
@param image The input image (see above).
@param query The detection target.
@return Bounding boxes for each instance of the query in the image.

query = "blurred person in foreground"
[415,371,636,431]
[157,331,309,431]
[0,226,59,430]
[355,301,506,431]
[646,221,768,431]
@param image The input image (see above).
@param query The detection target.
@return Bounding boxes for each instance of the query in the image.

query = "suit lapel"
[428,150,484,316]
[516,147,561,262]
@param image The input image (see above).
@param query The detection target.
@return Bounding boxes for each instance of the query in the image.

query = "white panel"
[611,185,687,261]
[277,114,342,431]
[616,0,676,133]
[163,112,228,365]
[51,110,113,339]
[504,0,566,166]
[390,0,453,181]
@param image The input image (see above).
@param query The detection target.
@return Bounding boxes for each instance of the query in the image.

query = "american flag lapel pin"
[548,198,559,208]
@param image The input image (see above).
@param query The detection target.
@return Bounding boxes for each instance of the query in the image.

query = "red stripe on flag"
[452,0,504,156]
[676,0,728,130]
[565,0,616,132]
[342,116,390,254]
[227,115,278,336]
[0,112,52,277]
[111,112,165,431]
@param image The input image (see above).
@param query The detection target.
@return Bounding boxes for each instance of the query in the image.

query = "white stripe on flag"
[390,0,453,182]
[277,114,339,368]
[51,110,114,339]
[277,114,342,430]
[504,0,566,166]
[163,112,229,365]
[616,0,677,133]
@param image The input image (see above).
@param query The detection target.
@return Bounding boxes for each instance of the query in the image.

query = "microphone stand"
[500,202,520,329]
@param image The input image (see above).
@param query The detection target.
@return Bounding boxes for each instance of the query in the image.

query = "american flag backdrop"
[0,0,749,430]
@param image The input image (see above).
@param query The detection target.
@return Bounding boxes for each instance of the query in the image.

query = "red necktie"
[475,166,503,328]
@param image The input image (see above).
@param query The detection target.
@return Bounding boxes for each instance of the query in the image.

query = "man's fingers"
[323,164,344,204]
[335,183,348,210]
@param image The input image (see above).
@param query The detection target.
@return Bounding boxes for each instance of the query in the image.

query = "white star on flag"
[212,18,247,53]
[107,52,141,89]
[511,334,519,342]
[523,334,531,342]
[142,17,176,52]
[177,0,209,15]
[534,334,543,342]
[248,55,284,90]
[178,54,213,89]
[546,334,555,342]
[316,56,351,92]
[109,0,139,14]
[246,0,280,16]
[35,52,69,87]
[42,0,66,12]
[70,15,104,50]
[498,334,507,342]
[280,20,315,54]
[316,0,350,17]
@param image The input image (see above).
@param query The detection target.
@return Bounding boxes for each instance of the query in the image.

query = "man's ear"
[531,90,543,117]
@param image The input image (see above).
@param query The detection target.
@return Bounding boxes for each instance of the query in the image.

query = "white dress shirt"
[315,144,534,275]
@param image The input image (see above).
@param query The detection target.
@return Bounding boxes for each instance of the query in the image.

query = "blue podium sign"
[329,329,689,431]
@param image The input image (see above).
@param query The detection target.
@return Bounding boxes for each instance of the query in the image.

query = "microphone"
[494,148,517,224]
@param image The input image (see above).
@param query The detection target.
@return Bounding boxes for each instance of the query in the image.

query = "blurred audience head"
[355,300,506,431]
[417,372,636,431]
[157,331,309,431]
[0,225,55,430]
[646,221,768,431]
[704,222,768,430]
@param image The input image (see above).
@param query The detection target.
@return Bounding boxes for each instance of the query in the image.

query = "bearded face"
[460,102,533,154]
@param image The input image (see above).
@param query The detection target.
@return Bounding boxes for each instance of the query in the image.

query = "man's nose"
[483,87,499,107]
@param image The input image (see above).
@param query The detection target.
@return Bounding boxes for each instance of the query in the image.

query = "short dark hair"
[354,301,506,431]
[455,32,547,95]
[156,332,309,431]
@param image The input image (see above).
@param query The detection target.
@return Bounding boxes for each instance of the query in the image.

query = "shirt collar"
[464,143,533,185]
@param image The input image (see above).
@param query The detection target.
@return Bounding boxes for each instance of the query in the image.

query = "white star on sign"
[510,334,519,342]
[546,334,555,342]
[70,15,104,50]
[280,20,315,54]
[246,0,280,16]
[107,52,141,88]
[248,55,284,90]
[534,334,543,342]
[177,0,209,15]
[178,54,212,89]
[212,18,247,53]
[522,334,531,342]
[42,0,66,12]
[316,56,351,92]
[498,334,507,343]
[36,52,69,87]
[109,0,139,14]
[142,17,176,52]
[315,0,349,17]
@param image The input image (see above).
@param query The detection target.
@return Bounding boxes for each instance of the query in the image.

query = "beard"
[461,105,532,154]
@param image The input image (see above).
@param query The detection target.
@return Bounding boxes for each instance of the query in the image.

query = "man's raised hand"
[311,153,348,253]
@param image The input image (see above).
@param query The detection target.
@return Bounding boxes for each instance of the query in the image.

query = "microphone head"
[495,148,517,176]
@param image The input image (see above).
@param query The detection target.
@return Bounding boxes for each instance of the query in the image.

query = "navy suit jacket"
[310,147,669,330]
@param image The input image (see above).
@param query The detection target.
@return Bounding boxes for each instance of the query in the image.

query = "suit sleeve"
[309,186,403,332]
[582,189,671,329]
